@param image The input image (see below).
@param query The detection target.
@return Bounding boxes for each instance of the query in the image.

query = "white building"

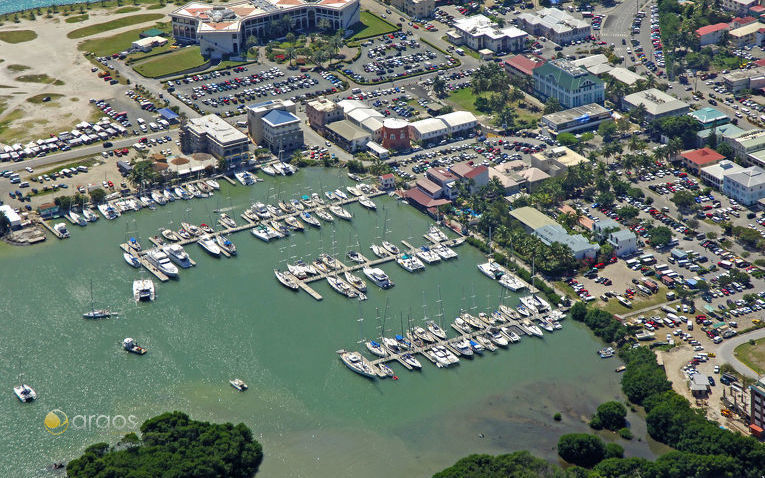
[517,7,591,45]
[608,229,638,258]
[261,109,303,154]
[131,36,168,52]
[722,0,758,14]
[180,114,250,169]
[451,15,528,53]
[409,117,448,143]
[0,204,21,229]
[700,160,745,188]
[171,0,360,58]
[438,111,478,135]
[722,166,765,205]
[621,88,689,121]
[533,59,605,109]
[246,99,297,145]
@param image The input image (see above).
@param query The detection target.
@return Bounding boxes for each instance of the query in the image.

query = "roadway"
[717,328,765,379]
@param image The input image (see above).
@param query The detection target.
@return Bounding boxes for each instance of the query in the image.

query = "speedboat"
[347,250,366,263]
[363,267,394,289]
[358,196,376,210]
[344,271,367,292]
[426,225,449,243]
[370,244,387,258]
[599,347,615,358]
[53,222,70,238]
[14,384,36,402]
[274,269,299,290]
[329,204,352,220]
[145,249,179,277]
[415,246,441,264]
[500,328,521,343]
[198,236,222,257]
[133,279,155,302]
[381,241,400,255]
[205,179,220,190]
[123,338,147,355]
[161,229,180,242]
[123,252,140,268]
[284,216,304,231]
[365,340,388,357]
[230,378,248,391]
[199,223,214,234]
[487,328,509,347]
[261,165,276,176]
[177,228,192,240]
[181,222,202,236]
[216,235,236,255]
[396,254,425,272]
[338,351,378,379]
[66,211,87,227]
[127,237,141,252]
[426,321,447,340]
[300,212,321,228]
[81,208,98,222]
[164,244,193,268]
[314,208,334,222]
[218,213,236,229]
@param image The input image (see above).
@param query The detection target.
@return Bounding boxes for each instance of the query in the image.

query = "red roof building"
[755,58,765,67]
[379,173,395,190]
[731,16,757,28]
[503,54,546,77]
[680,148,726,172]
[404,187,450,211]
[750,5,765,17]
[450,163,490,192]
[695,23,730,46]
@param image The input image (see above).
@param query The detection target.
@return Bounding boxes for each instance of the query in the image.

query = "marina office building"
[180,114,250,169]
[171,0,361,58]
[541,103,612,135]
[533,60,604,109]
[261,109,304,155]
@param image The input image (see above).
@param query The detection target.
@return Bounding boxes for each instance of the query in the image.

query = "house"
[389,0,434,18]
[379,173,396,190]
[689,107,730,129]
[605,67,646,86]
[533,59,605,109]
[592,218,620,239]
[488,167,521,195]
[517,7,591,44]
[426,168,458,199]
[700,160,745,188]
[180,114,249,169]
[723,128,765,160]
[261,109,303,154]
[415,177,444,198]
[541,103,612,136]
[503,54,545,78]
[621,88,689,121]
[305,97,343,132]
[450,15,528,53]
[131,36,168,52]
[531,146,589,177]
[680,148,726,173]
[689,373,711,398]
[696,22,730,46]
[722,166,765,205]
[325,120,370,153]
[608,229,638,258]
[519,167,551,192]
[697,123,745,148]
[37,202,60,220]
[723,0,758,15]
[0,204,21,228]
[450,163,489,193]
[534,224,600,259]
[509,206,558,232]
[731,16,758,28]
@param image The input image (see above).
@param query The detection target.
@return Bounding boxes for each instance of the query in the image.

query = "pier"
[39,220,67,239]
[119,243,169,282]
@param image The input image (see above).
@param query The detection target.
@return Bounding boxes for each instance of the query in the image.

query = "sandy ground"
[0,4,177,144]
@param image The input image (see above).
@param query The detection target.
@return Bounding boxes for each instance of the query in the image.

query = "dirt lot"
[0,5,175,144]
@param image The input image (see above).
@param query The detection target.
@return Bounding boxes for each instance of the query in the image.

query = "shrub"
[605,443,624,459]
[595,401,627,431]
[557,433,606,468]
[619,427,633,440]
[553,412,562,421]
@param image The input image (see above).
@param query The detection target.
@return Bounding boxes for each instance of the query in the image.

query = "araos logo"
[44,409,69,435]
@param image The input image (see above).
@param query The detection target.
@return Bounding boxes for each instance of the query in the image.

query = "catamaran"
[426,225,449,243]
[415,246,441,264]
[133,279,155,302]
[396,254,425,272]
[477,261,505,280]
[432,244,458,260]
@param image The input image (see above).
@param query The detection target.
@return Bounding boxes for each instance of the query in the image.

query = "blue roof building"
[261,109,303,155]
[689,107,730,129]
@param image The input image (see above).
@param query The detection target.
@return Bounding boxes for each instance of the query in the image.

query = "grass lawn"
[126,42,174,62]
[78,23,169,56]
[447,88,486,115]
[348,11,398,41]
[133,46,206,78]
[14,74,64,86]
[146,3,165,9]
[68,13,164,39]
[27,93,64,104]
[0,30,38,43]
[7,64,30,72]
[734,340,765,375]
[65,14,89,23]
[601,286,670,315]
[115,6,141,14]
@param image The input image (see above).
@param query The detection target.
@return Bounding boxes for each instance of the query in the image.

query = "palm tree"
[285,46,297,66]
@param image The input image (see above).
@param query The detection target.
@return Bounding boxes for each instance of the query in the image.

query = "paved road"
[717,328,765,379]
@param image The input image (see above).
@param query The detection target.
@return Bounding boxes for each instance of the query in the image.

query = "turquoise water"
[0,168,666,476]
[0,1,91,15]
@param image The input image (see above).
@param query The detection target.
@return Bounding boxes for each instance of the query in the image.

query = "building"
[723,0,758,14]
[509,206,557,232]
[451,15,528,53]
[534,224,600,259]
[680,148,726,173]
[438,111,478,136]
[608,229,638,258]
[261,109,303,154]
[171,0,360,58]
[533,59,605,109]
[750,377,765,433]
[531,146,589,177]
[409,117,449,144]
[724,128,765,159]
[723,166,765,205]
[689,373,711,398]
[517,7,591,45]
[325,120,370,153]
[180,114,249,169]
[689,107,730,129]
[695,22,730,46]
[571,54,609,71]
[700,160,745,188]
[729,21,764,47]
[723,67,765,92]
[450,163,489,193]
[519,167,550,192]
[697,123,745,148]
[367,141,389,159]
[592,218,620,239]
[621,88,689,121]
[605,67,645,86]
[503,54,545,78]
[426,168,458,199]
[379,173,395,189]
[380,118,410,151]
[131,36,168,52]
[488,167,521,195]
[541,103,612,136]
[246,99,297,145]
[731,15,758,28]
[390,0,434,18]
[0,204,21,229]
[305,97,343,132]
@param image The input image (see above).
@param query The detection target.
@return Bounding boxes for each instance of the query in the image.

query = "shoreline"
[0,0,161,16]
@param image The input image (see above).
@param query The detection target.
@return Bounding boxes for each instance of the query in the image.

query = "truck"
[643,279,659,292]
[718,260,732,269]
[661,275,675,288]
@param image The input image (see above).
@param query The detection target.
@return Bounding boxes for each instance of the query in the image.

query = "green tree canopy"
[594,401,628,431]
[648,226,672,248]
[557,433,606,468]
[671,190,697,210]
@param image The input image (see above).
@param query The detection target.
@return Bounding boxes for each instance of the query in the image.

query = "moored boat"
[123,252,140,268]
[381,241,400,255]
[215,235,237,255]
[133,279,155,302]
[363,267,394,289]
[123,337,147,355]
[274,269,299,290]
[164,244,193,268]
[338,350,378,379]
[344,271,367,292]
[358,196,377,210]
[300,211,321,228]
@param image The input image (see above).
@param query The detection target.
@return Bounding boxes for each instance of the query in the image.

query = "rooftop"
[404,187,450,209]
[696,22,730,36]
[326,120,370,141]
[453,14,528,40]
[187,114,247,144]
[542,103,611,125]
[518,7,590,32]
[571,54,609,69]
[730,21,764,37]
[307,97,340,112]
[623,88,689,116]
[610,229,636,241]
[534,59,603,92]
[690,107,729,124]
[438,111,477,128]
[504,54,546,76]
[534,224,599,254]
[509,206,557,231]
[700,160,745,179]
[416,177,443,195]
[606,67,645,86]
[262,109,300,127]
[681,147,726,166]
[725,166,765,187]
[409,117,448,135]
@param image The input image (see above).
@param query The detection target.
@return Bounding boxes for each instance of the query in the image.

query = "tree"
[543,97,562,114]
[557,132,578,146]
[432,76,446,98]
[89,188,106,204]
[716,142,735,160]
[617,205,639,220]
[54,195,74,211]
[671,190,697,210]
[0,210,9,236]
[648,226,672,248]
[594,401,628,431]
[128,160,158,188]
[557,433,606,468]
[598,120,618,142]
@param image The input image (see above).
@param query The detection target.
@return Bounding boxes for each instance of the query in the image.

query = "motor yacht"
[487,328,509,347]
[53,222,70,238]
[66,211,87,227]
[346,186,362,197]
[453,338,474,358]
[252,202,271,219]
[133,279,155,302]
[206,179,220,190]
[338,351,378,379]
[123,252,140,268]
[452,317,472,335]
[381,241,400,255]
[145,249,179,277]
[401,353,422,369]
[469,339,485,354]
[181,222,202,236]
[164,244,193,268]
[500,327,521,343]
[362,267,394,289]
[499,274,526,291]
[230,378,248,391]
[98,203,119,220]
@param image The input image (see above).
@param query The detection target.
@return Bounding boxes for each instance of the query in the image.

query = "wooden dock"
[40,220,67,239]
[119,243,169,282]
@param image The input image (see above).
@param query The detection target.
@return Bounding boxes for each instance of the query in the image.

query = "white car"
[25,166,33,173]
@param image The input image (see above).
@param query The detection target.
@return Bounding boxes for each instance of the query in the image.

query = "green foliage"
[433,451,570,478]
[617,206,639,221]
[594,401,627,431]
[647,226,672,248]
[618,427,633,440]
[604,443,624,459]
[597,120,618,142]
[554,412,562,421]
[557,433,606,468]
[651,115,701,149]
[67,411,263,477]
[620,347,672,405]
[543,97,562,114]
[671,190,696,209]
[557,132,578,146]
[346,159,367,174]
[89,188,106,204]
[570,304,627,343]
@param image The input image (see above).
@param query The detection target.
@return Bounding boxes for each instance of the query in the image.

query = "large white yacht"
[164,244,193,268]
[363,267,394,289]
[197,236,222,257]
[133,279,155,302]
[145,249,179,278]
[338,351,378,379]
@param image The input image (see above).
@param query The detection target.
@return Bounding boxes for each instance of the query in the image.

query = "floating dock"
[40,220,67,239]
[119,243,169,282]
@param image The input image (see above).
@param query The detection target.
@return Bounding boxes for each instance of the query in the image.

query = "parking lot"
[168,65,344,116]
[342,31,456,83]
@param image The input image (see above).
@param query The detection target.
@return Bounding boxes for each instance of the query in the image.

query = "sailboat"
[82,280,111,319]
